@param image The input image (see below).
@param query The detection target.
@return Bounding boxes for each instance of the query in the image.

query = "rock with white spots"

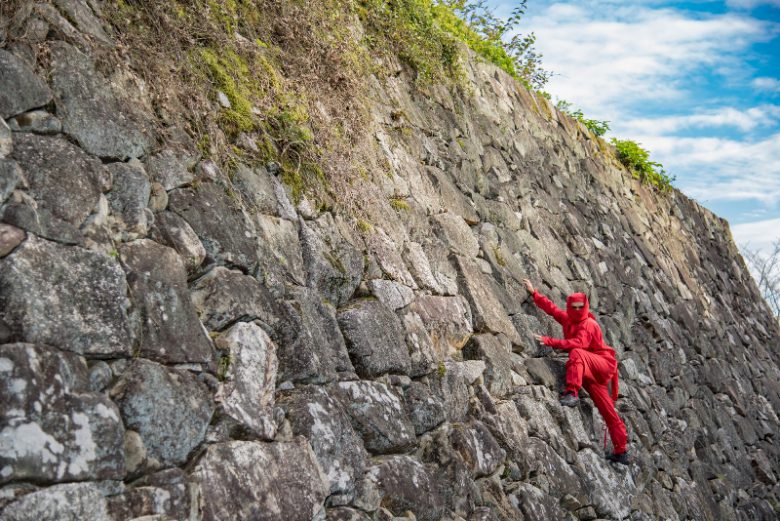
[448,421,505,478]
[214,322,277,440]
[190,439,329,521]
[0,482,110,521]
[110,359,213,471]
[364,456,445,521]
[332,381,415,454]
[0,237,133,357]
[0,343,125,484]
[277,385,367,498]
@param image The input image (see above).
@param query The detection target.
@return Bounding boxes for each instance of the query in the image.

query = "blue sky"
[487,0,780,257]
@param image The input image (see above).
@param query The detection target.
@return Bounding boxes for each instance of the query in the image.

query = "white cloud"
[518,3,778,121]
[753,77,780,92]
[620,105,780,134]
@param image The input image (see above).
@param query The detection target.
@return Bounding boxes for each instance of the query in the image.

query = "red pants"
[565,348,628,454]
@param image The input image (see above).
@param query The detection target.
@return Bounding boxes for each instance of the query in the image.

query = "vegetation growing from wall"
[611,138,675,192]
[555,100,610,137]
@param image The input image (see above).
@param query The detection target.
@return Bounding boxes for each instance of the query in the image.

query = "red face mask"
[566,293,589,322]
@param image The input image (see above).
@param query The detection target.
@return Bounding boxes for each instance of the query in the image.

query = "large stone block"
[0,482,110,521]
[190,439,329,521]
[410,295,473,359]
[333,381,415,454]
[363,456,445,521]
[0,49,52,119]
[0,237,133,356]
[106,160,151,236]
[0,343,125,484]
[110,360,213,471]
[463,334,515,398]
[214,322,277,440]
[278,386,367,497]
[337,299,411,378]
[168,184,258,273]
[119,239,212,363]
[449,421,506,478]
[149,211,207,273]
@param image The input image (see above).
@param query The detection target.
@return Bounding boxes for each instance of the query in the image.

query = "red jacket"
[533,290,619,400]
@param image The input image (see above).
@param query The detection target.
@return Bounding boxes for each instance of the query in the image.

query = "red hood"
[566,293,593,322]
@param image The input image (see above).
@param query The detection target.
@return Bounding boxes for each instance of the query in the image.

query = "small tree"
[742,239,780,318]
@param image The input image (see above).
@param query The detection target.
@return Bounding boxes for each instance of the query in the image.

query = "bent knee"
[567,348,584,362]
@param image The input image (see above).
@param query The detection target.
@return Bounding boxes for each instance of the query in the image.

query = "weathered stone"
[190,439,329,521]
[277,386,367,497]
[214,322,277,440]
[0,159,22,204]
[10,134,106,228]
[576,449,635,519]
[255,213,305,286]
[7,110,62,134]
[110,360,213,470]
[463,334,515,398]
[149,211,206,273]
[50,41,153,159]
[524,357,564,389]
[300,214,364,306]
[337,299,411,378]
[0,224,25,257]
[1,201,83,246]
[367,456,445,521]
[448,421,506,478]
[400,310,439,377]
[106,160,150,236]
[0,482,110,521]
[274,286,355,383]
[404,241,446,294]
[509,483,566,521]
[53,0,112,44]
[326,507,372,521]
[106,468,192,521]
[119,239,212,363]
[0,119,11,158]
[432,212,480,258]
[168,183,258,273]
[368,279,415,310]
[369,229,417,288]
[410,295,473,359]
[453,256,521,344]
[403,381,446,435]
[333,381,416,454]
[143,149,196,191]
[0,49,52,119]
[0,342,125,485]
[190,266,278,332]
[233,164,295,217]
[0,237,132,356]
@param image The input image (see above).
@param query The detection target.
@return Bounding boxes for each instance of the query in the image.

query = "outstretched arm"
[523,278,567,325]
[541,327,591,351]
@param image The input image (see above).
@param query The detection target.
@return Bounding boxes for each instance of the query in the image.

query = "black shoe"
[559,392,579,407]
[606,451,630,465]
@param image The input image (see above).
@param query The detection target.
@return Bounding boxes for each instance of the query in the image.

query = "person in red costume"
[522,278,629,464]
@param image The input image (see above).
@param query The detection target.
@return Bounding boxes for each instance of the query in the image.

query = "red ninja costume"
[532,290,628,454]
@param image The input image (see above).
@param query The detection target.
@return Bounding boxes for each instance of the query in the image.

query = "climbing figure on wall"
[522,278,630,465]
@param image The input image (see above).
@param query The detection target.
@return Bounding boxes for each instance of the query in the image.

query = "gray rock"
[214,322,277,440]
[88,361,112,392]
[509,483,566,521]
[0,343,125,484]
[368,279,415,310]
[10,134,106,228]
[106,468,192,520]
[190,439,329,521]
[0,482,110,521]
[463,334,515,398]
[274,286,356,383]
[411,295,473,360]
[110,359,213,470]
[403,241,445,294]
[1,202,83,246]
[432,212,480,258]
[453,256,521,344]
[190,266,279,332]
[149,211,206,273]
[449,421,506,478]
[337,299,411,378]
[168,183,258,273]
[277,386,367,497]
[144,149,196,191]
[300,214,364,306]
[53,0,112,44]
[0,49,52,119]
[233,164,281,215]
[367,456,445,521]
[50,41,153,159]
[7,110,62,134]
[119,239,212,363]
[0,224,25,257]
[403,381,446,435]
[400,310,439,377]
[0,158,22,203]
[0,119,11,158]
[106,160,150,235]
[333,381,416,454]
[326,508,372,521]
[255,213,305,286]
[0,237,132,356]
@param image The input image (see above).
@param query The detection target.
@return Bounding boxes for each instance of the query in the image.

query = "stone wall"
[1,2,780,520]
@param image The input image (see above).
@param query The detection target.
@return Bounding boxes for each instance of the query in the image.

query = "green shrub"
[610,138,675,193]
[555,100,610,137]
